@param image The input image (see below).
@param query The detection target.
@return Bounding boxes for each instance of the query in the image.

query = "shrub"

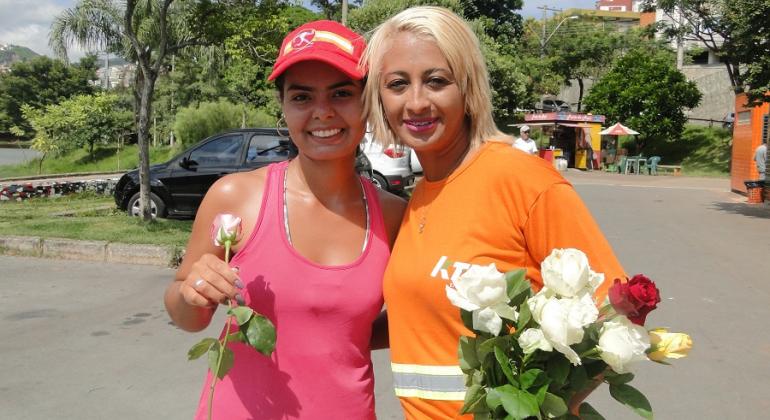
[173,99,276,148]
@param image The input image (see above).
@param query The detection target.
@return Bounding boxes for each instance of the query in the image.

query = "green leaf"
[459,336,481,371]
[520,368,546,390]
[486,387,502,409]
[541,392,568,418]
[459,384,488,414]
[546,355,570,386]
[609,384,653,419]
[187,337,217,360]
[496,385,540,419]
[461,308,475,331]
[506,269,532,305]
[244,313,277,356]
[578,402,607,420]
[604,372,634,385]
[228,306,254,326]
[494,346,516,385]
[207,341,236,380]
[516,302,532,331]
[226,330,245,343]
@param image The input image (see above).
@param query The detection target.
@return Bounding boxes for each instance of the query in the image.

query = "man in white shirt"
[513,125,538,155]
[755,141,766,181]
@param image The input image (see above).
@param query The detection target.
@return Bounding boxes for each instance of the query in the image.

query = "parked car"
[114,128,296,218]
[541,97,571,112]
[360,132,415,193]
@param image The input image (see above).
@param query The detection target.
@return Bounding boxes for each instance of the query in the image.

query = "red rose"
[608,274,661,325]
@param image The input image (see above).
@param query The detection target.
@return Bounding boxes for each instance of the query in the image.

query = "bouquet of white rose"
[446,248,692,420]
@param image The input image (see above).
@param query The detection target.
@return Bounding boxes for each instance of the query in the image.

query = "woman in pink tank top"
[164,20,406,419]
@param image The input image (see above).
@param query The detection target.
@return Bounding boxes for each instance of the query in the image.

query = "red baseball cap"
[268,20,366,81]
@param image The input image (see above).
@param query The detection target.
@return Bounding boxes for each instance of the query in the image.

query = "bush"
[173,99,276,148]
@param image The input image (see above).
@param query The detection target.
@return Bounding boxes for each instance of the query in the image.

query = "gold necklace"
[416,144,472,234]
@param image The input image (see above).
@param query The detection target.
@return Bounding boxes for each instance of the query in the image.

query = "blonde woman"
[362,7,627,419]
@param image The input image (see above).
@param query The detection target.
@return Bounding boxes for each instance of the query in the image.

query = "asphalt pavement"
[1,170,769,419]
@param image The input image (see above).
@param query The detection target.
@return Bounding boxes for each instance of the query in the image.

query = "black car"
[114,128,296,218]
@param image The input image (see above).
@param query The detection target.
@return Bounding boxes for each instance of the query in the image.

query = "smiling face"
[280,60,365,162]
[378,32,468,155]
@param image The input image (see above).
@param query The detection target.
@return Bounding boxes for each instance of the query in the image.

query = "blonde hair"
[361,6,507,149]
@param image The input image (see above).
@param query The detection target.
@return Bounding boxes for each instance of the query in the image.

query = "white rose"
[446,263,518,336]
[530,292,599,365]
[518,328,553,354]
[541,248,591,297]
[598,316,651,373]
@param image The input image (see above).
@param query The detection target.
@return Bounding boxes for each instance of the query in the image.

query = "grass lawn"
[0,192,192,247]
[0,144,178,178]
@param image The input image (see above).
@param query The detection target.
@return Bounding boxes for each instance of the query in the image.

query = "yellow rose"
[648,328,693,361]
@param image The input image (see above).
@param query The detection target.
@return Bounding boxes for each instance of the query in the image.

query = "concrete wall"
[680,64,735,124]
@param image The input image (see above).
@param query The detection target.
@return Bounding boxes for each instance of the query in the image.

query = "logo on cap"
[291,29,316,51]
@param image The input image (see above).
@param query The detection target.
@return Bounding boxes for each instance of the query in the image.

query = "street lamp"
[540,15,579,57]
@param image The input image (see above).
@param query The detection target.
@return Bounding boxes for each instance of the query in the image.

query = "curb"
[0,236,181,267]
[0,171,125,183]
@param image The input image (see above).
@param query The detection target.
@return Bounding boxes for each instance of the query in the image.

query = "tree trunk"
[577,78,584,112]
[137,73,157,222]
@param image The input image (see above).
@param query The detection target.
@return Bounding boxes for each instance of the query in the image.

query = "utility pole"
[675,6,685,69]
[341,0,348,26]
[537,5,564,57]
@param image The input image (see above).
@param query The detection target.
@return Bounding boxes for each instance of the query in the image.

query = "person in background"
[164,20,404,419]
[513,124,538,155]
[362,6,626,419]
[755,140,767,181]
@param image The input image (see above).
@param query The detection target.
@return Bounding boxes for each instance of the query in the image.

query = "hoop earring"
[276,114,289,139]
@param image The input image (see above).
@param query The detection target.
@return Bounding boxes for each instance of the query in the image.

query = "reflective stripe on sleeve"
[391,363,466,401]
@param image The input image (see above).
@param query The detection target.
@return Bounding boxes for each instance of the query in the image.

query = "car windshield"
[189,135,242,166]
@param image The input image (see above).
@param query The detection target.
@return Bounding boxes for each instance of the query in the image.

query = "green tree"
[461,0,523,47]
[49,0,228,220]
[22,92,132,161]
[584,48,701,151]
[722,0,770,105]
[0,55,97,136]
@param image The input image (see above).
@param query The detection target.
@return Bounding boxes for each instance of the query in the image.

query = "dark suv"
[114,128,296,218]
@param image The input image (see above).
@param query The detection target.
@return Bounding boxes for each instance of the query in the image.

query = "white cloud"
[0,0,88,61]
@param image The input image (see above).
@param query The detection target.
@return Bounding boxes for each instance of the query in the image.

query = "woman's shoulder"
[372,187,407,249]
[479,141,567,183]
[198,165,273,218]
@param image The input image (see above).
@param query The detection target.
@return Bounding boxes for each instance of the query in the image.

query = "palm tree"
[50,0,199,221]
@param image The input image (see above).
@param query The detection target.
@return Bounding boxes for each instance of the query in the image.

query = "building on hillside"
[730,94,769,195]
[94,63,136,89]
[557,2,735,127]
[596,0,633,12]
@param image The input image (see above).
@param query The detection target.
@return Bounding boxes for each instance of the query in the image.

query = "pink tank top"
[194,161,389,419]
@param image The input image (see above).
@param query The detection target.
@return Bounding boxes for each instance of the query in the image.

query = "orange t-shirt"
[383,142,626,419]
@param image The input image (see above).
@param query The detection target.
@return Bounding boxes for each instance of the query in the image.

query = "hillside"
[0,43,40,66]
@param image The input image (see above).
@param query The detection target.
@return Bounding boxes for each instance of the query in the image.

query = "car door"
[241,133,292,171]
[165,133,246,213]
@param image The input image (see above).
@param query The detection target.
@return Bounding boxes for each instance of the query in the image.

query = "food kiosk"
[512,112,605,169]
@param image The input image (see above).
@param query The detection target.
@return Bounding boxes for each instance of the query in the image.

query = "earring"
[276,114,288,139]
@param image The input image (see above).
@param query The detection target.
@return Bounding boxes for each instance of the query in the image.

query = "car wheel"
[371,173,389,191]
[127,192,166,218]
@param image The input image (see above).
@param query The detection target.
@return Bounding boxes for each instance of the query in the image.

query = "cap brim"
[268,51,364,81]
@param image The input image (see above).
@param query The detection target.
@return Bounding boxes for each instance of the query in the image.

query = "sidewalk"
[0,235,181,267]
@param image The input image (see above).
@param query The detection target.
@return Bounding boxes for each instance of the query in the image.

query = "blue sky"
[0,0,597,60]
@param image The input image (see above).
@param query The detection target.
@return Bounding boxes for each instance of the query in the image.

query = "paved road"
[1,171,768,419]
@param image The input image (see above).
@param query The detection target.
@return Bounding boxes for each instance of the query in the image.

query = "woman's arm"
[164,172,265,332]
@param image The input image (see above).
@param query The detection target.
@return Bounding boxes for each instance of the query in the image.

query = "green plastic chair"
[617,155,628,174]
[647,156,661,175]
